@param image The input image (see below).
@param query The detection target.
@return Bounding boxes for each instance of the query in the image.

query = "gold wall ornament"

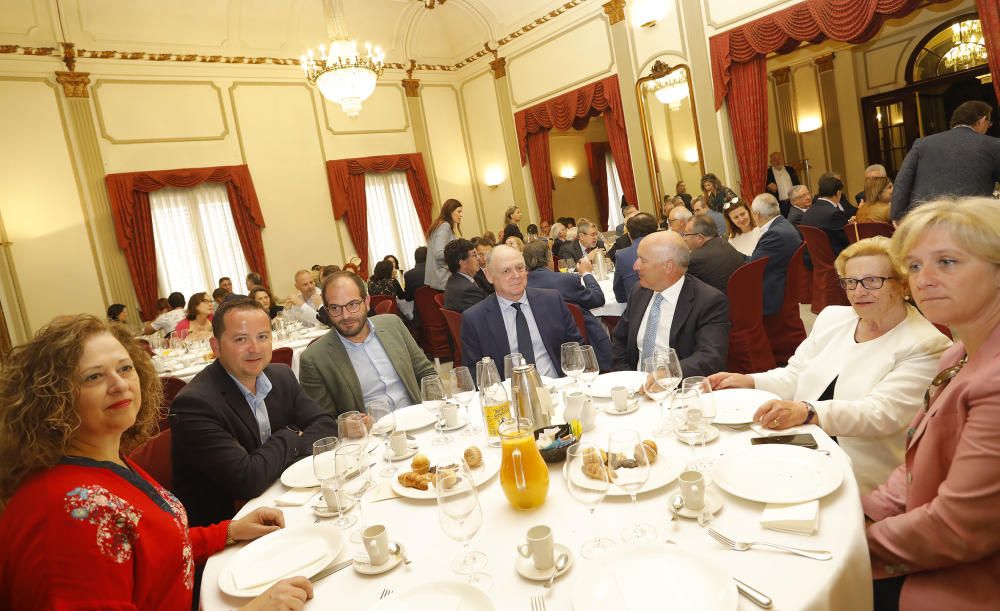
[55,71,91,98]
[402,78,421,97]
[61,42,76,72]
[490,57,507,79]
[771,67,791,85]
[602,0,627,25]
[815,53,835,73]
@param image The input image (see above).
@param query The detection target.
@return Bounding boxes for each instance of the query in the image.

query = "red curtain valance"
[513,74,638,224]
[325,153,434,278]
[105,164,268,318]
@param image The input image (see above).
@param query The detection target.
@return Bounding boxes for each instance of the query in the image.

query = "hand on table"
[707,371,754,390]
[241,577,313,611]
[575,257,593,273]
[229,507,285,542]
[754,399,808,430]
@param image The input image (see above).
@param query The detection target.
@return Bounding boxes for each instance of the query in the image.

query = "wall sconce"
[683,147,699,164]
[559,165,577,180]
[484,166,505,189]
[798,115,823,133]
[631,0,668,28]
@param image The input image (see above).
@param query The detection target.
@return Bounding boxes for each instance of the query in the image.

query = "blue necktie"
[511,302,535,365]
[641,293,665,363]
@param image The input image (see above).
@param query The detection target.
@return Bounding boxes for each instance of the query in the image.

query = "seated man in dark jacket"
[683,214,747,295]
[443,238,488,312]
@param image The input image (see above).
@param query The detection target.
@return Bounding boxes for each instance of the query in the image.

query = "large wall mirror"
[635,61,705,216]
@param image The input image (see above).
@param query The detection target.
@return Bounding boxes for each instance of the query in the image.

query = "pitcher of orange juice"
[499,417,549,510]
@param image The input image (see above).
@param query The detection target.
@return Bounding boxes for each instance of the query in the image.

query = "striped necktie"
[641,293,664,363]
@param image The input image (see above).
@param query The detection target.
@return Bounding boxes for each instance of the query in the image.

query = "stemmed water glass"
[608,429,655,543]
[337,410,369,445]
[561,341,583,388]
[643,350,683,437]
[422,375,452,446]
[437,465,492,590]
[366,400,396,477]
[682,376,717,470]
[313,436,355,529]
[450,366,480,436]
[564,443,615,558]
[577,345,599,394]
[335,441,372,538]
[673,387,707,464]
[503,352,525,380]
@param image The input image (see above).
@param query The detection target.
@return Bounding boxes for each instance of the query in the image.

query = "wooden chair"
[414,286,452,359]
[764,251,809,365]
[128,429,173,491]
[439,307,464,366]
[271,346,293,367]
[799,225,850,314]
[565,303,588,343]
[845,221,894,244]
[725,257,776,374]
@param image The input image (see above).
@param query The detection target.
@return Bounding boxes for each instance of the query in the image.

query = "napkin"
[232,538,328,590]
[749,423,805,437]
[760,500,820,534]
[274,488,317,507]
[370,478,399,503]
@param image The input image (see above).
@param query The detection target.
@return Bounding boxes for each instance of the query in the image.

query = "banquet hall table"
[591,277,625,318]
[200,376,872,610]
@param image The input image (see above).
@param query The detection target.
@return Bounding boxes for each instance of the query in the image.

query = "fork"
[531,594,547,611]
[708,528,832,561]
[379,588,393,599]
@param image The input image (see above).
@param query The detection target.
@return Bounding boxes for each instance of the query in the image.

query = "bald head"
[485,245,527,301]
[634,231,689,292]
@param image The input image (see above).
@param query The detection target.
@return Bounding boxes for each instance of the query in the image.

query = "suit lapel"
[374,320,412,396]
[669,277,696,346]
[485,295,512,356]
[211,361,264,448]
[629,287,653,354]
[323,331,364,409]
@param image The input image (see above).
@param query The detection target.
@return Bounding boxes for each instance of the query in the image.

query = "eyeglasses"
[838,276,894,290]
[326,299,364,316]
[681,232,705,238]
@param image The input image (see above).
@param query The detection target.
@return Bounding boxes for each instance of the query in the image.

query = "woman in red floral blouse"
[0,316,312,610]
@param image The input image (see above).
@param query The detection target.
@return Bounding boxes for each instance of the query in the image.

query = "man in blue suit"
[749,193,802,316]
[523,240,612,371]
[461,245,582,381]
[613,212,659,303]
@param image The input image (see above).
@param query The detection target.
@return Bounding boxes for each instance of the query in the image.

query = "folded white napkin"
[232,538,328,590]
[274,488,316,507]
[370,478,398,503]
[749,423,805,437]
[760,500,820,534]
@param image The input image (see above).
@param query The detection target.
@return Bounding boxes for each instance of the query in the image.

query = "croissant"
[398,471,428,490]
[635,440,658,464]
[582,447,604,467]
[582,462,616,482]
[464,446,483,468]
[411,453,430,474]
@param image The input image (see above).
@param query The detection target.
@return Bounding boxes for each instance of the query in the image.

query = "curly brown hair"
[0,315,163,511]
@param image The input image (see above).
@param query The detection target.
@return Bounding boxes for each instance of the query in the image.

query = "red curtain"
[728,57,770,198]
[105,165,268,318]
[585,142,612,230]
[325,153,434,278]
[514,75,638,222]
[525,132,555,226]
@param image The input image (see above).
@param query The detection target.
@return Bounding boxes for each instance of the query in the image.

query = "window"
[149,183,250,299]
[364,171,426,273]
[908,14,988,82]
[605,152,625,231]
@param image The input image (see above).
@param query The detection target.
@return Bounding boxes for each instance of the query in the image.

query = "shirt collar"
[225,367,272,400]
[496,292,528,310]
[338,319,377,349]
[457,271,476,283]
[759,216,777,233]
[654,275,685,304]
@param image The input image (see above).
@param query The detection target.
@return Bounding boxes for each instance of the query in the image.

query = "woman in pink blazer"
[863,197,1000,610]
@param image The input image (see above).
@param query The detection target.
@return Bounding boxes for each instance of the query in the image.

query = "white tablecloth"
[591,278,625,318]
[200,376,872,611]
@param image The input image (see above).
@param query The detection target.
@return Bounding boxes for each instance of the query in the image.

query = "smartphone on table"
[750,433,819,450]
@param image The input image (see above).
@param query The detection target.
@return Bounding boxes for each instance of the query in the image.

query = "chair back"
[414,286,452,359]
[763,249,808,364]
[725,257,775,373]
[845,221,894,244]
[433,292,445,309]
[439,308,464,365]
[128,429,173,491]
[790,242,812,305]
[374,299,398,316]
[368,294,395,316]
[565,303,588,343]
[271,346,294,367]
[799,225,850,314]
[159,376,187,430]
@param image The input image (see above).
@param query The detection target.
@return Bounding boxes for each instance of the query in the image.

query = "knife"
[310,559,354,583]
[734,578,773,608]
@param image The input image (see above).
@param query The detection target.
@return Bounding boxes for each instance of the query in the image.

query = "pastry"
[582,447,604,467]
[411,453,430,474]
[582,462,616,482]
[397,471,428,490]
[436,467,459,490]
[463,446,483,468]
[635,440,658,464]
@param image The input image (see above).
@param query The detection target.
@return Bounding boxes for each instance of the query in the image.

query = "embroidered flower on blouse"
[160,487,195,589]
[64,485,141,564]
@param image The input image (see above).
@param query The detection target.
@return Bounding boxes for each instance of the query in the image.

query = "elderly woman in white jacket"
[709,237,951,493]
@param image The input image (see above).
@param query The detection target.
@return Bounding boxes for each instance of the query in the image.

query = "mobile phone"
[750,433,819,450]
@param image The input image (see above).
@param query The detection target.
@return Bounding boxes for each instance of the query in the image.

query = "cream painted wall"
[421,84,482,235]
[457,72,513,234]
[549,130,599,224]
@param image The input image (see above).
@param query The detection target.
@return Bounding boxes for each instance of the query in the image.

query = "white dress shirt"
[635,275,685,369]
[287,287,322,327]
[770,165,794,200]
[496,293,559,378]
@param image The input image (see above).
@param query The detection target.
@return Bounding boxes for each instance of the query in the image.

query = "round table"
[200,376,873,610]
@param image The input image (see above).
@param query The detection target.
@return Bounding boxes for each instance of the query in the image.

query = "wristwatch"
[802,402,817,425]
[286,424,304,437]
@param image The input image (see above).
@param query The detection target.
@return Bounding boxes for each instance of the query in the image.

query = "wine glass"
[576,345,599,394]
[337,410,369,445]
[561,341,583,388]
[366,400,396,477]
[608,429,654,542]
[564,443,615,559]
[673,387,706,463]
[450,366,480,436]
[682,376,717,471]
[436,465,492,590]
[335,441,372,537]
[422,375,451,446]
[643,357,672,437]
[313,436,354,529]
[503,352,525,380]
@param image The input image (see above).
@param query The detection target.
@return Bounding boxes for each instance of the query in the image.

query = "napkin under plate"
[760,499,819,534]
[274,488,316,506]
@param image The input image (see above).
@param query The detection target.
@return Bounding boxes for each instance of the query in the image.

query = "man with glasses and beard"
[299,272,437,418]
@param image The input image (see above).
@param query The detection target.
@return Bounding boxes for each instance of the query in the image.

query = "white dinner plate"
[572,545,737,611]
[712,388,780,425]
[280,440,379,488]
[368,580,495,611]
[713,444,843,504]
[588,371,646,398]
[386,404,438,432]
[391,453,499,500]
[219,524,344,598]
[567,453,683,497]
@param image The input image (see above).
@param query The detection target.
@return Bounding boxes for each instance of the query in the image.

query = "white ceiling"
[1,0,583,69]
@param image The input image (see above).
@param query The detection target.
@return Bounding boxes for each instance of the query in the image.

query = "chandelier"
[420,0,447,8]
[943,19,987,71]
[648,71,689,110]
[301,0,385,118]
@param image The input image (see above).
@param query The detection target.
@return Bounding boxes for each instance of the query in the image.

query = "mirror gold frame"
[635,61,705,207]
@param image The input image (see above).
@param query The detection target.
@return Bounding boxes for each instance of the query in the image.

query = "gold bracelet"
[225,521,236,546]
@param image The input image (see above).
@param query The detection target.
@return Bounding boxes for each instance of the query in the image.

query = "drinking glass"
[644,350,682,437]
[673,387,707,463]
[337,410,369,445]
[366,400,396,477]
[608,429,655,542]
[313,436,354,529]
[437,465,492,590]
[450,366,480,435]
[561,341,583,388]
[576,345,599,394]
[335,441,372,536]
[564,443,615,559]
[682,376,717,470]
[422,375,452,446]
[503,352,525,381]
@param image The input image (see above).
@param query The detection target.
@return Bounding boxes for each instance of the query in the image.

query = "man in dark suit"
[613,212,659,303]
[749,193,803,316]
[609,206,638,262]
[403,246,427,302]
[786,185,812,226]
[461,245,583,381]
[523,240,613,371]
[472,238,495,294]
[802,174,851,257]
[891,100,1000,222]
[766,151,800,217]
[611,231,729,376]
[683,214,746,295]
[443,238,488,312]
[171,298,337,526]
[557,219,605,264]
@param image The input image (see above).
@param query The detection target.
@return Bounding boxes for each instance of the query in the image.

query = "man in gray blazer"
[299,272,437,417]
[683,214,746,295]
[891,100,1000,222]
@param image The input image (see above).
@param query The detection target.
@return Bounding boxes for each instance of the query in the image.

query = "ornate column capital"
[402,79,420,97]
[490,57,507,79]
[815,53,835,73]
[602,0,626,25]
[771,67,791,85]
[55,71,90,98]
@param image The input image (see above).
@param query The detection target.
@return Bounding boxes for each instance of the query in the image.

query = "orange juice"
[499,419,549,510]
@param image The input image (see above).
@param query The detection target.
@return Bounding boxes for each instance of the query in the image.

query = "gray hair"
[751,193,780,220]
[788,184,810,200]
[864,164,887,177]
[668,207,693,223]
[577,219,594,235]
[522,240,551,271]
[549,222,564,240]
[689,214,718,238]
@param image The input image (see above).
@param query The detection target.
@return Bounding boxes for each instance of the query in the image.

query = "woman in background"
[249,286,284,320]
[107,304,127,324]
[504,235,525,252]
[858,177,893,224]
[368,260,404,299]
[501,206,523,242]
[723,198,761,256]
[172,292,213,341]
[425,198,463,290]
[700,172,738,213]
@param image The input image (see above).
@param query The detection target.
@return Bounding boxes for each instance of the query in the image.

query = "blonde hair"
[892,197,1000,267]
[864,177,892,206]
[503,206,519,225]
[834,236,903,277]
[0,316,163,511]
[504,236,525,251]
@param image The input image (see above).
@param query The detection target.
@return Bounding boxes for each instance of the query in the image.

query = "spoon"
[544,553,570,589]
[388,542,411,565]
[670,494,685,521]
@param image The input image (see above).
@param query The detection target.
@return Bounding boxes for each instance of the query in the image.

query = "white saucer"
[674,491,724,519]
[387,443,420,461]
[354,542,405,575]
[515,543,573,581]
[311,496,357,518]
[436,417,469,432]
[603,399,640,416]
[677,425,720,445]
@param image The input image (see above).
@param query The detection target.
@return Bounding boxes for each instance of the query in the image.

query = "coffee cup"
[517,524,554,570]
[389,430,408,456]
[611,385,629,412]
[363,524,390,565]
[441,403,459,427]
[678,470,705,510]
